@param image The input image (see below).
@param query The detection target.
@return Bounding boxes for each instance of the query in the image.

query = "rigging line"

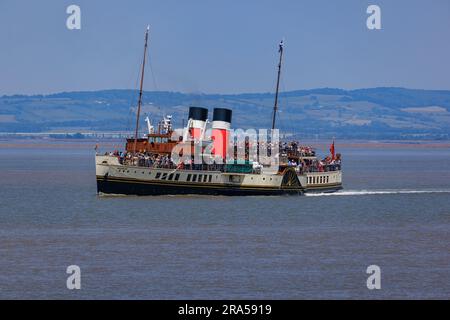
[271,77,287,135]
[125,44,145,136]
[147,47,163,118]
[278,50,296,140]
[279,76,289,138]
[270,71,278,130]
[148,49,159,92]
[126,59,142,137]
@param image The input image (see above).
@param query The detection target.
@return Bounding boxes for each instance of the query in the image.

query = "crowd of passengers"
[107,151,175,168]
[104,148,341,173]
[106,150,224,171]
[289,155,342,174]
[282,141,316,157]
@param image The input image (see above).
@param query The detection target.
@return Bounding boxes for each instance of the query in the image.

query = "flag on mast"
[330,139,335,160]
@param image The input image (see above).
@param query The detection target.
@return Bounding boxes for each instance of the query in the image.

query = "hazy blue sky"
[1,0,449,95]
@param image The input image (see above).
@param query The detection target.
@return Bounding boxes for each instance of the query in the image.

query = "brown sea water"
[0,139,449,299]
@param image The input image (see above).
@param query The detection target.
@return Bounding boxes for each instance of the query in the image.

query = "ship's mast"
[133,26,150,154]
[271,39,284,130]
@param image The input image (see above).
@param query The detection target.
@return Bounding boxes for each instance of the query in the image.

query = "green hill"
[1,88,450,139]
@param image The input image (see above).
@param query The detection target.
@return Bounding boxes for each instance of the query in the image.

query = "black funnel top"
[188,106,208,121]
[213,108,232,123]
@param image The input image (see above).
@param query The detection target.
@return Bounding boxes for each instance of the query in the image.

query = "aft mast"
[271,39,284,130]
[133,26,150,154]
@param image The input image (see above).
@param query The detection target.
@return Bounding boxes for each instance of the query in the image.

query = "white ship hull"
[95,155,342,196]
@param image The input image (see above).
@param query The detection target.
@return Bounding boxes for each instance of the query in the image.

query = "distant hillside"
[1,87,450,139]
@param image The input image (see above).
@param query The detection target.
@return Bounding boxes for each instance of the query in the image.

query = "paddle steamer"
[95,27,342,196]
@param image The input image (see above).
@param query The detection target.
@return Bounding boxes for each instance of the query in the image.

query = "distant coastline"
[1,87,450,140]
[1,137,449,151]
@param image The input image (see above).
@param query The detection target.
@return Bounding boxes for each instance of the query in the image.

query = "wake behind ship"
[95,27,343,196]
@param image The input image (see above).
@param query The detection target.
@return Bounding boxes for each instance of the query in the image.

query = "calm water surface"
[0,140,449,299]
